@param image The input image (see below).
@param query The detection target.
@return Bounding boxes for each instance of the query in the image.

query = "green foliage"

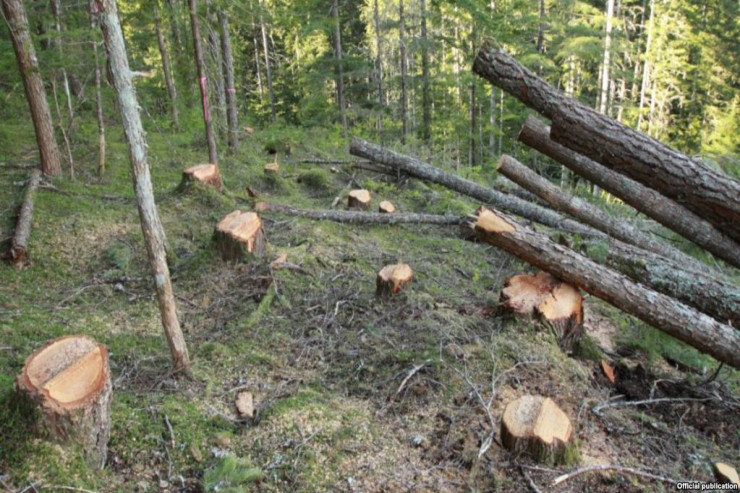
[203,456,264,492]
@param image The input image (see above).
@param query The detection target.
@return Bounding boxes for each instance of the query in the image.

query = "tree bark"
[188,0,218,164]
[468,208,740,369]
[583,240,740,328]
[598,0,615,116]
[10,168,41,268]
[3,0,62,176]
[373,0,383,139]
[350,137,599,236]
[98,0,191,373]
[206,18,227,142]
[331,0,347,138]
[420,0,430,143]
[399,0,408,142]
[90,0,106,175]
[258,0,276,122]
[497,154,711,272]
[471,44,740,243]
[218,11,238,152]
[154,4,179,129]
[517,116,740,269]
[255,202,462,226]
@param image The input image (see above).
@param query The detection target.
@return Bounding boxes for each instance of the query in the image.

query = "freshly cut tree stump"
[181,163,221,190]
[500,271,583,349]
[376,263,413,298]
[348,189,372,210]
[500,395,574,465]
[214,210,266,260]
[379,200,395,213]
[713,462,740,486]
[264,162,279,175]
[16,335,112,469]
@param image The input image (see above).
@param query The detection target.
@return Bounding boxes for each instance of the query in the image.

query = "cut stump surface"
[214,210,266,260]
[379,200,396,213]
[182,163,221,190]
[264,162,280,175]
[348,189,372,210]
[501,395,573,465]
[376,263,413,298]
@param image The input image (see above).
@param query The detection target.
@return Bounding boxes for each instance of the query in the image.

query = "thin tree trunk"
[207,19,227,141]
[154,4,179,129]
[98,0,191,373]
[373,0,383,140]
[517,116,740,268]
[258,0,276,122]
[252,22,264,98]
[50,0,73,123]
[90,0,105,175]
[468,208,740,369]
[420,0,430,143]
[3,0,61,176]
[536,0,545,56]
[599,0,614,115]
[331,0,347,137]
[469,79,476,166]
[399,0,408,142]
[51,76,74,179]
[218,11,238,152]
[637,0,654,131]
[188,0,218,163]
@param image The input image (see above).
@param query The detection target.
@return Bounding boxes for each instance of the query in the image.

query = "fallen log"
[585,240,740,328]
[376,263,413,298]
[254,202,461,225]
[10,168,42,268]
[350,137,598,237]
[16,335,112,469]
[472,44,740,242]
[497,154,706,271]
[214,210,267,260]
[302,159,373,165]
[468,207,740,368]
[518,117,740,269]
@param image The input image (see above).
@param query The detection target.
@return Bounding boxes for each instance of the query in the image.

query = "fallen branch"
[592,397,714,417]
[551,464,683,487]
[10,168,42,268]
[255,202,462,225]
[301,159,373,165]
[395,360,430,396]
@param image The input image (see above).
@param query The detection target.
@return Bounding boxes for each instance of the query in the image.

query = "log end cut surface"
[182,163,221,190]
[501,395,573,464]
[713,463,740,486]
[501,271,558,314]
[376,263,413,298]
[348,189,372,210]
[379,200,396,213]
[476,207,515,233]
[214,210,266,260]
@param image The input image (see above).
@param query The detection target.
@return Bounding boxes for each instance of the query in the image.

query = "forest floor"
[1,121,738,492]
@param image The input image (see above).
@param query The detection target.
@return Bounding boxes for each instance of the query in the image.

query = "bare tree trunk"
[637,0,654,132]
[420,0,430,143]
[373,0,383,140]
[251,20,264,98]
[258,0,276,122]
[218,11,238,153]
[518,117,740,268]
[206,17,226,141]
[469,78,476,166]
[50,76,74,179]
[331,0,347,137]
[98,0,191,373]
[258,202,461,225]
[399,0,408,143]
[3,0,61,176]
[188,0,218,163]
[154,4,179,129]
[90,0,106,175]
[468,208,740,369]
[598,0,614,116]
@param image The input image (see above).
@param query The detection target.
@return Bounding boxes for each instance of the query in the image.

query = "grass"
[0,117,738,492]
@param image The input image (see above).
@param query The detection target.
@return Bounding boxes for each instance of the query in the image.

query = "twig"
[395,360,430,397]
[19,482,43,493]
[520,466,544,493]
[701,363,724,384]
[42,486,98,493]
[551,464,682,487]
[163,414,175,449]
[593,397,713,416]
[203,401,246,424]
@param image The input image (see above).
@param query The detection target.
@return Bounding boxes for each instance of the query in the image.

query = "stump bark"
[348,189,372,210]
[10,168,41,269]
[379,200,395,213]
[214,210,266,260]
[500,395,574,465]
[181,163,221,190]
[16,335,112,469]
[376,263,413,298]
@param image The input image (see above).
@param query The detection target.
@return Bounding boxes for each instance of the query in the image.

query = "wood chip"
[235,391,254,418]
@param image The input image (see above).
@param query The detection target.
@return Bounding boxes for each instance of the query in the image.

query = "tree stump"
[379,200,395,213]
[500,395,573,465]
[16,335,112,469]
[376,263,413,298]
[214,210,266,260]
[181,163,221,190]
[713,462,740,486]
[500,271,583,349]
[264,162,279,175]
[348,189,371,210]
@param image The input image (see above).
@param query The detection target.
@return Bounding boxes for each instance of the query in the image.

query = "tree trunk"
[154,5,179,129]
[583,240,740,328]
[258,0,276,122]
[218,11,238,153]
[420,0,430,143]
[637,0,654,132]
[331,0,347,137]
[373,0,383,140]
[517,116,740,268]
[497,154,713,272]
[399,0,408,142]
[98,0,191,373]
[472,45,740,243]
[90,0,106,175]
[3,0,61,176]
[255,202,462,226]
[349,137,598,236]
[10,168,41,269]
[50,76,75,179]
[50,0,74,123]
[206,19,227,141]
[599,0,614,116]
[188,0,218,164]
[468,208,740,369]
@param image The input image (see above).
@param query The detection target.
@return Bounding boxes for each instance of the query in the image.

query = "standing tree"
[97,0,191,373]
[188,0,218,164]
[90,0,106,175]
[218,10,238,152]
[399,0,408,142]
[258,0,276,122]
[3,0,62,176]
[419,0,430,143]
[331,0,347,138]
[154,3,179,129]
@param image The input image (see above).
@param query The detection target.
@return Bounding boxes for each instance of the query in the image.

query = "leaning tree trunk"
[472,44,740,243]
[497,154,709,272]
[350,137,599,237]
[154,4,179,129]
[218,11,238,152]
[517,116,740,269]
[89,0,106,175]
[98,0,191,373]
[3,0,62,176]
[467,208,740,369]
[188,0,218,164]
